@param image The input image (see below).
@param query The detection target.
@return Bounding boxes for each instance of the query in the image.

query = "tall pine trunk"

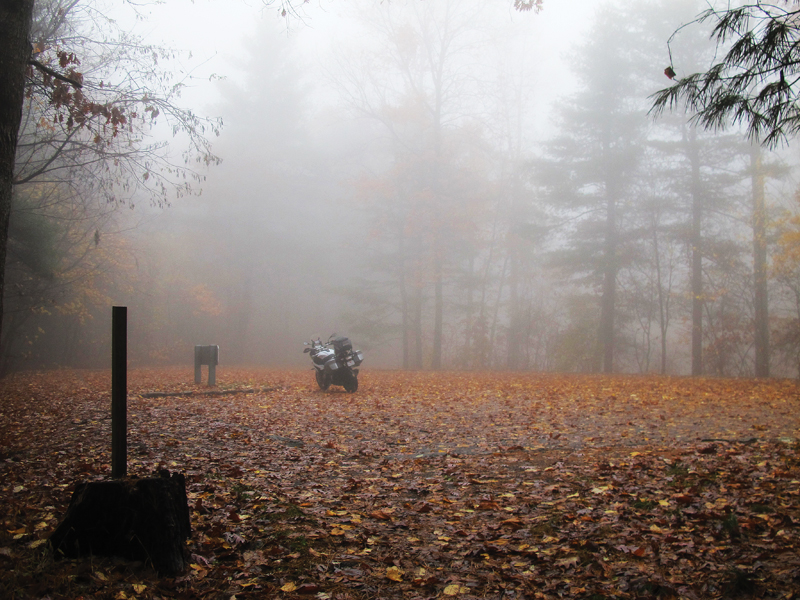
[688,126,703,376]
[751,145,770,377]
[600,184,618,374]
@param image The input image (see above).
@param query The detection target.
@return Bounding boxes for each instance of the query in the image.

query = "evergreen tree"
[533,2,651,373]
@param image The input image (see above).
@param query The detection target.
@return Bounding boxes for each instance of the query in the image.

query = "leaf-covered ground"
[1,368,799,599]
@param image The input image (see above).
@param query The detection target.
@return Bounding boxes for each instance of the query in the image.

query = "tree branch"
[29,59,82,89]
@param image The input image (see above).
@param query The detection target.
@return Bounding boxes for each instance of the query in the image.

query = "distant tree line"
[338,0,800,377]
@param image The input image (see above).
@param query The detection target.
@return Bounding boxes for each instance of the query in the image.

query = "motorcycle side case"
[347,351,363,367]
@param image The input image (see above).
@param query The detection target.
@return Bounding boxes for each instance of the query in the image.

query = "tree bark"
[506,233,521,371]
[751,145,770,377]
[432,253,443,370]
[399,240,410,370]
[687,125,703,376]
[652,215,670,375]
[600,183,618,374]
[0,0,35,356]
[413,286,423,369]
[464,253,474,368]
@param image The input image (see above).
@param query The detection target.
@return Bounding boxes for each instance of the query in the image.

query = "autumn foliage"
[1,368,799,598]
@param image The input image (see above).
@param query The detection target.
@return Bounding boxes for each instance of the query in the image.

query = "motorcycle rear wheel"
[315,370,330,391]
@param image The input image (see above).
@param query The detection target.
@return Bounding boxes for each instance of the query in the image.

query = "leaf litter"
[1,367,799,599]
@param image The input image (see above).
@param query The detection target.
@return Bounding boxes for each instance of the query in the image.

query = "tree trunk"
[432,253,443,370]
[464,253,474,369]
[0,0,35,358]
[600,185,618,374]
[488,252,509,368]
[653,216,669,375]
[507,231,521,371]
[413,286,423,369]
[399,251,410,370]
[688,125,703,376]
[751,145,770,377]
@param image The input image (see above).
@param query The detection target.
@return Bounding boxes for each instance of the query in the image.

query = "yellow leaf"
[489,538,509,545]
[281,582,297,592]
[132,584,147,593]
[443,584,469,595]
[386,566,403,582]
[29,539,46,549]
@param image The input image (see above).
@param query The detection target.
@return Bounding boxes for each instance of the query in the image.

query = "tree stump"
[50,470,190,575]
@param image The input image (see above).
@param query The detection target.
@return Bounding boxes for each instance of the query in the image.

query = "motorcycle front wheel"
[315,370,330,391]
[343,372,358,393]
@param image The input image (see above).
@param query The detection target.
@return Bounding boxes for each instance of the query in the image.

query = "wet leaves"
[1,368,799,598]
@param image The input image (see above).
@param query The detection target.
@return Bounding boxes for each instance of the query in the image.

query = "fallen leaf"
[386,566,403,582]
[443,584,469,595]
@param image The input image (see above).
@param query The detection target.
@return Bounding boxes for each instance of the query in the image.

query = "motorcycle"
[303,334,363,393]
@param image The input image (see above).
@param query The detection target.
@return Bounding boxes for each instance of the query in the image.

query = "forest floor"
[1,367,800,599]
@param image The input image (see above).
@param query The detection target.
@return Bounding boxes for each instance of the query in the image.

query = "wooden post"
[112,306,127,478]
[194,346,202,384]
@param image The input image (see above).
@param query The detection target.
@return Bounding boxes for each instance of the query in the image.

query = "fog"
[8,0,800,377]
[125,0,590,368]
